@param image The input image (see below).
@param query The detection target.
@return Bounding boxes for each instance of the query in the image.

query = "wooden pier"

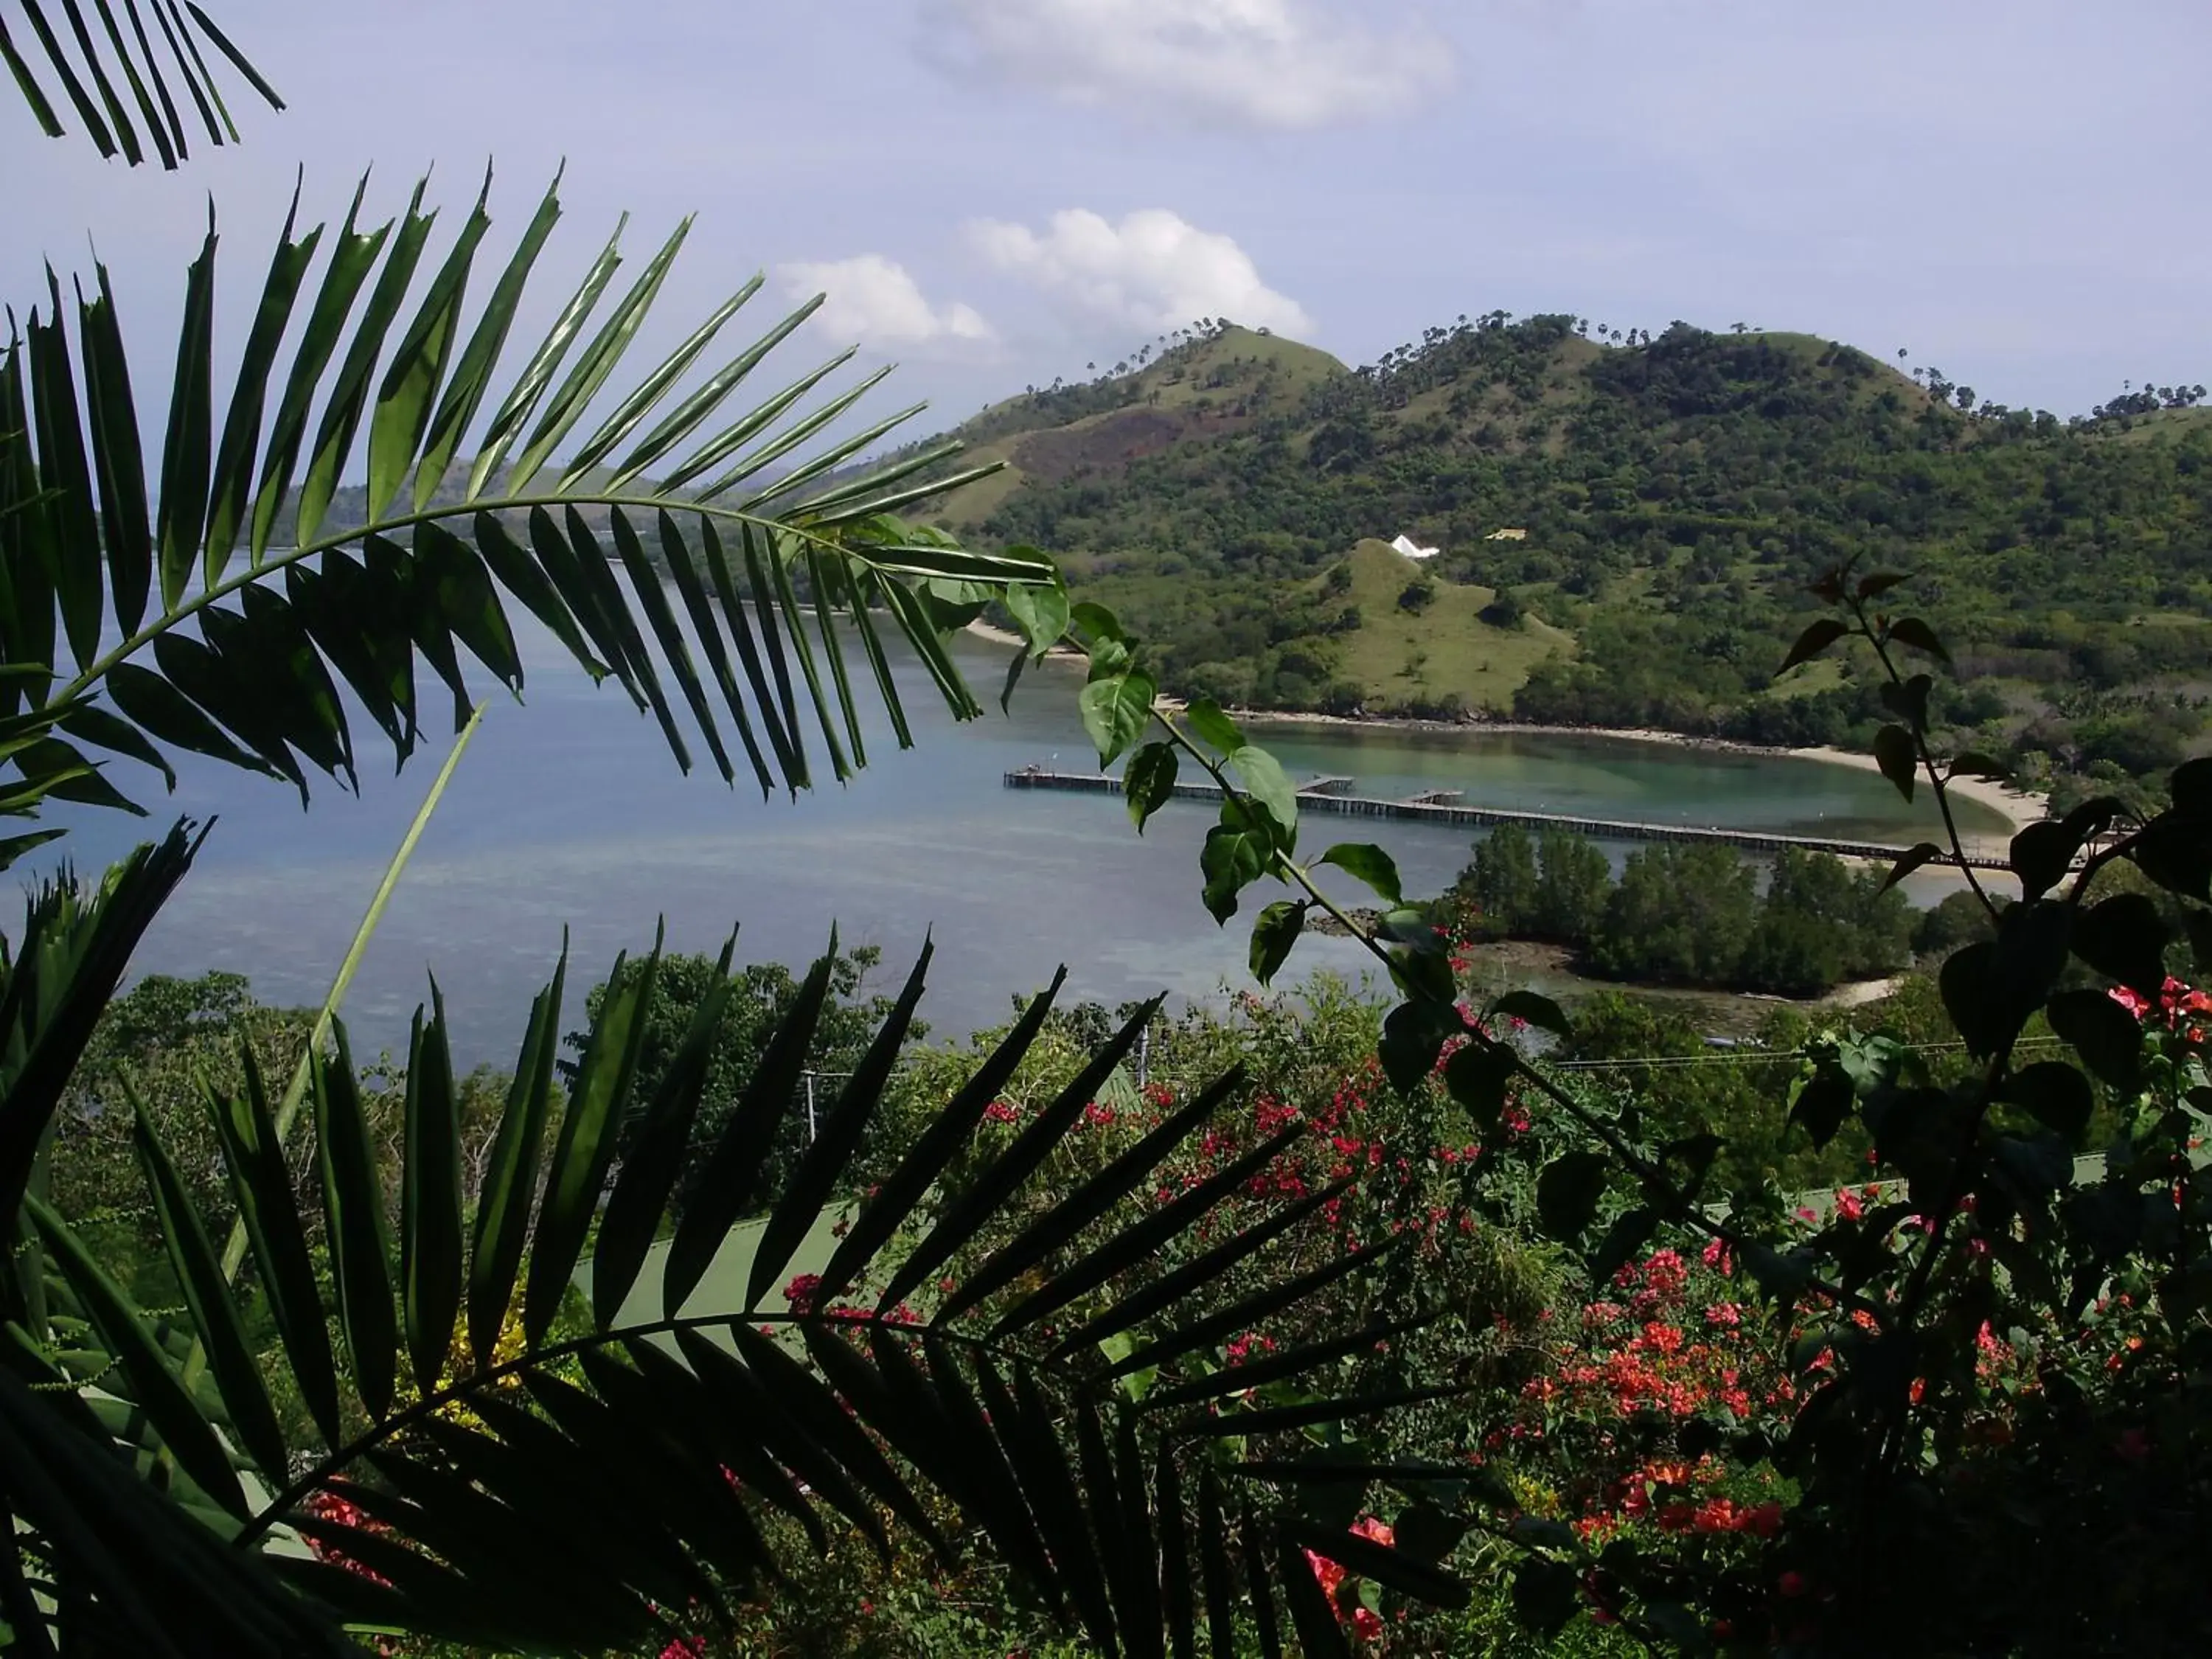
[1004,767,2013,872]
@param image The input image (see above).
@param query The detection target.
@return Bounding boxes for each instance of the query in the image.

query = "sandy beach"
[964,619,2045,838]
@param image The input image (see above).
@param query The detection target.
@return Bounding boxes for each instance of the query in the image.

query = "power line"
[1553,1036,2068,1073]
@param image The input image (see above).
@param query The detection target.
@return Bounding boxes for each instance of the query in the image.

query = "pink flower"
[1350,1515,1395,1548]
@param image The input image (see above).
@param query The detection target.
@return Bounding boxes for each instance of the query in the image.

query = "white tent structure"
[1390,532,1440,560]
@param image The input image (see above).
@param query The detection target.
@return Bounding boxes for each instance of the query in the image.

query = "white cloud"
[970,209,1315,338]
[924,0,1453,130]
[780,254,995,349]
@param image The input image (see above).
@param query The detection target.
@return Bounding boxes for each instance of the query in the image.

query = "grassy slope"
[936,326,1349,535]
[1329,539,1571,712]
[916,317,2212,785]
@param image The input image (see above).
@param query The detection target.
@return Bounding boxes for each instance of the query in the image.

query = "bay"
[38,614,2009,1066]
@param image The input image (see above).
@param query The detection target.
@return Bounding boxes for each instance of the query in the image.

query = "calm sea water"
[38,617,2008,1067]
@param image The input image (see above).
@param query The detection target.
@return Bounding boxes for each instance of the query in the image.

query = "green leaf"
[1248,901,1307,987]
[128,1083,289,1481]
[296,179,437,546]
[246,178,390,560]
[313,1025,397,1421]
[467,215,625,498]
[747,941,932,1311]
[593,933,738,1328]
[1380,999,1462,1094]
[1228,745,1298,846]
[1200,824,1267,925]
[507,217,692,495]
[890,998,1163,1314]
[1879,673,1932,734]
[2072,892,2169,998]
[526,939,659,1341]
[1023,1125,1313,1353]
[1788,1067,1855,1150]
[2003,1062,2094,1144]
[75,261,153,633]
[153,213,215,609]
[1873,723,1917,802]
[1536,1151,1608,1242]
[401,984,465,1394]
[1779,616,1848,673]
[468,950,566,1367]
[1493,989,1571,1036]
[1856,570,1911,600]
[416,171,566,510]
[1880,841,1947,892]
[1443,1042,1515,1127]
[58,701,175,791]
[26,1194,247,1517]
[943,1068,1242,1332]
[1317,843,1402,906]
[1939,940,2008,1059]
[1124,740,1179,832]
[2011,819,2081,902]
[1004,582,1071,658]
[2172,757,2212,819]
[2045,988,2144,1088]
[1588,1208,1658,1289]
[1186,698,1245,756]
[1071,599,1124,645]
[1885,616,1952,664]
[827,967,1070,1311]
[205,1047,341,1445]
[661,938,834,1317]
[1080,671,1155,767]
[208,215,325,566]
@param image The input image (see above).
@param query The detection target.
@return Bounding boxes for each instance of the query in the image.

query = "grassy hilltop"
[917,316,2212,804]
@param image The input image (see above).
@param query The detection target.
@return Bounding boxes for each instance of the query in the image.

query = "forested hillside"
[924,316,2212,802]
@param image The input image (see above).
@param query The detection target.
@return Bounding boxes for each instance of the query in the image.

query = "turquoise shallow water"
[37,618,2008,1066]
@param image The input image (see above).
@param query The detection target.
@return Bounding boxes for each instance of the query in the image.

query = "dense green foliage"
[1448,825,1914,994]
[939,316,2212,795]
[1067,559,2212,1653]
[571,942,908,1215]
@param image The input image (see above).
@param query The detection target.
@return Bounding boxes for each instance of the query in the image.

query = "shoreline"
[963,620,2045,837]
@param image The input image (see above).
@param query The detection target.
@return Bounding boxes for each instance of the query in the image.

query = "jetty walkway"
[1003,767,2013,872]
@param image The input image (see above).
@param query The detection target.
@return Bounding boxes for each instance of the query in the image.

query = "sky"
[8,0,2211,448]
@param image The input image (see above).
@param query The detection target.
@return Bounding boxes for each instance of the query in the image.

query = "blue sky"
[10,0,2209,444]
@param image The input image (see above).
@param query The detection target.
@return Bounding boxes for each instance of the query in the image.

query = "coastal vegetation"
[1449,827,1915,996]
[926,316,2212,810]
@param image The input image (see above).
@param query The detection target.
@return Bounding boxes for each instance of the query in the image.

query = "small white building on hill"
[1390,533,1440,560]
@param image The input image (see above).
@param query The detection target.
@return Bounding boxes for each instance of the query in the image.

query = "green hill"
[919,314,2212,802]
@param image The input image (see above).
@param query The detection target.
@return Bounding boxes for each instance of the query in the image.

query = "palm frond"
[1,0,282,167]
[31,928,1461,1654]
[0,173,1058,866]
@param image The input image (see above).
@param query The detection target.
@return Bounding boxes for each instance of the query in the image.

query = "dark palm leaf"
[1,0,282,168]
[0,173,1058,868]
[31,923,1462,1653]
